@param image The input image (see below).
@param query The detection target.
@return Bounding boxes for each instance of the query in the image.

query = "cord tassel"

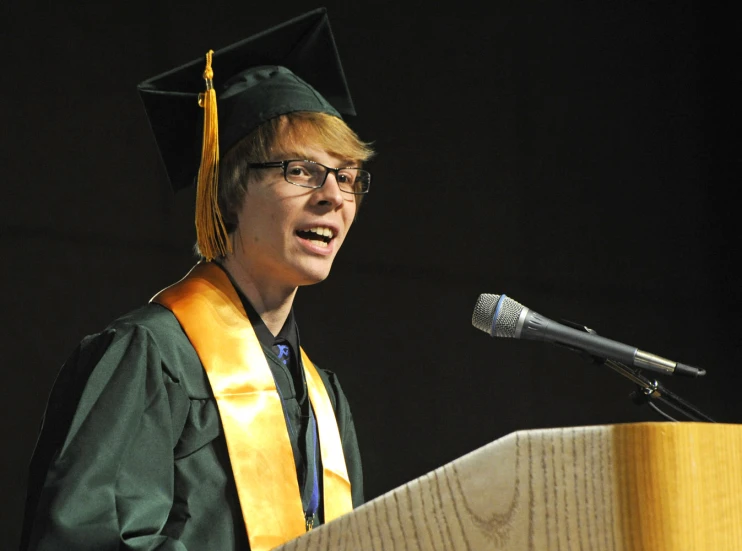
[196,50,231,260]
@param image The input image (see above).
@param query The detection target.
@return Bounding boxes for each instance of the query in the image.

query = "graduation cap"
[137,7,355,260]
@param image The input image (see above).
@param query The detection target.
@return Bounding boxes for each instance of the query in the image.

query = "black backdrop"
[2,1,740,547]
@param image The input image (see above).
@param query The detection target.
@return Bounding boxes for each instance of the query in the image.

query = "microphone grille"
[472,293,526,338]
[494,296,525,338]
[472,293,501,335]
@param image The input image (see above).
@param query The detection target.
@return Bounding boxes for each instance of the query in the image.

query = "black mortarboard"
[136,7,355,260]
[138,7,354,194]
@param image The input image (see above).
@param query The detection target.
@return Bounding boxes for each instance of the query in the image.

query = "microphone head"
[472,293,526,338]
[472,293,500,335]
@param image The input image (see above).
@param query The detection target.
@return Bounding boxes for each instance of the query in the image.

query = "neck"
[220,256,298,336]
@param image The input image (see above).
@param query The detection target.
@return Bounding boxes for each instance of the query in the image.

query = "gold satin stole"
[151,262,352,551]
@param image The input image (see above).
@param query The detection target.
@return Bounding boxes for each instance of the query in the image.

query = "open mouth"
[296,227,336,248]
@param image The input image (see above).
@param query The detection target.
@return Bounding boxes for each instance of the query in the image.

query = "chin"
[294,263,334,287]
[298,271,332,287]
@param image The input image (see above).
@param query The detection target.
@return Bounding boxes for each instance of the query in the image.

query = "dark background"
[2,1,739,547]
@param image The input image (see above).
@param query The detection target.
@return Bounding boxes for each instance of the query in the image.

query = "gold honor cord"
[151,262,352,550]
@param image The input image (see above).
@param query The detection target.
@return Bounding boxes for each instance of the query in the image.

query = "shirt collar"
[215,262,300,356]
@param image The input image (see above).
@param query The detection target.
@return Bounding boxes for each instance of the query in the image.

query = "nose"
[313,170,345,209]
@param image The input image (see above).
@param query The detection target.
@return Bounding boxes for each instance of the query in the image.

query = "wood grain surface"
[274,422,742,550]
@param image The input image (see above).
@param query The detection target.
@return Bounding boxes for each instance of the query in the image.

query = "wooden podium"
[276,423,742,550]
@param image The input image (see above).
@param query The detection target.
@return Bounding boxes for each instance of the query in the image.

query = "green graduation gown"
[20,303,364,551]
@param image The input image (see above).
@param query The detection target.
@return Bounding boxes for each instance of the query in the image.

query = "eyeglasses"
[247,160,371,195]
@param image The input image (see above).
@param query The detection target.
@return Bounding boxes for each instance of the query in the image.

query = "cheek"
[344,201,358,226]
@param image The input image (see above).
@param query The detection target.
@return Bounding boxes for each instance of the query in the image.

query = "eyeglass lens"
[285,161,370,194]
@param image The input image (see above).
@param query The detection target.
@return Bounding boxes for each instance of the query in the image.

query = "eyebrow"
[284,152,359,167]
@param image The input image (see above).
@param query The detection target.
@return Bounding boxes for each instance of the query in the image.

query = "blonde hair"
[218,111,374,233]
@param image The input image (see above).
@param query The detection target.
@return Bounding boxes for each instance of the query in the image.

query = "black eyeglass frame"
[247,159,371,195]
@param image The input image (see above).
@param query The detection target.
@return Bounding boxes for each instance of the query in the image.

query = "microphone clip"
[560,319,714,423]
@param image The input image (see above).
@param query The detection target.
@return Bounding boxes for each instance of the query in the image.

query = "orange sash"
[151,262,352,550]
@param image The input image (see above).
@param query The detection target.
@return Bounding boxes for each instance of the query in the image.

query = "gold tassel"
[196,49,231,260]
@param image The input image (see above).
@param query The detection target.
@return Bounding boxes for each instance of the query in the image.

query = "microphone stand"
[560,320,715,423]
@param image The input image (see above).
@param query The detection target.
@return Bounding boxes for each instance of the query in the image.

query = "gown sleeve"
[21,322,191,551]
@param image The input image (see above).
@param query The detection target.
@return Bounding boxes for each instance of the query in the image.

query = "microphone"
[472,293,705,378]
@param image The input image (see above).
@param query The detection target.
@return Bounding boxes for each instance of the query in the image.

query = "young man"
[20,9,372,551]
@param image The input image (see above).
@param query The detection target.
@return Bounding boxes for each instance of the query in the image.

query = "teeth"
[306,227,334,238]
